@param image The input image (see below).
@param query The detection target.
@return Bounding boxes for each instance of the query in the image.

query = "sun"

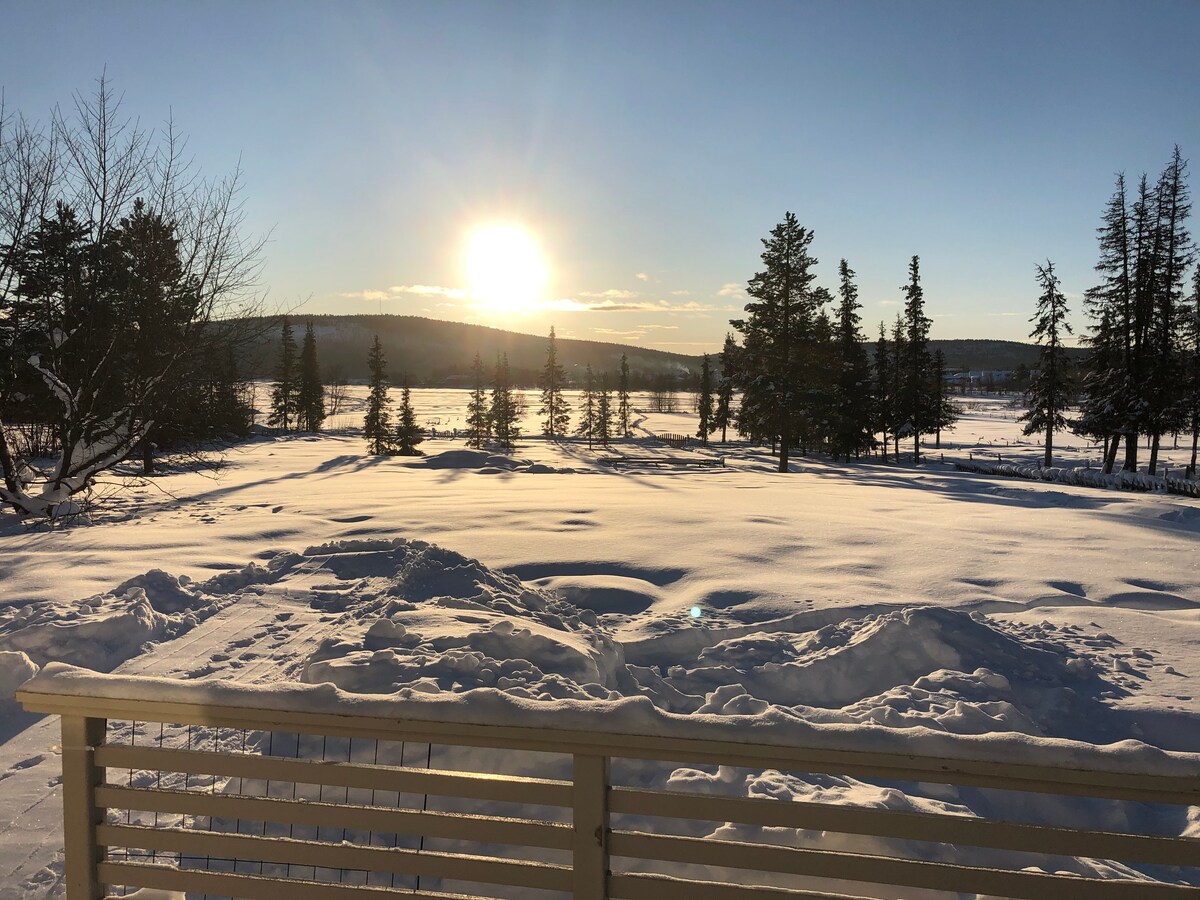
[465,223,548,313]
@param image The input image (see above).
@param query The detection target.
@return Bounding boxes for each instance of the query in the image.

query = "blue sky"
[4,1,1198,352]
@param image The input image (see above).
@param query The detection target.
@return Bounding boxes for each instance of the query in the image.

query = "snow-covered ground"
[1,390,1198,896]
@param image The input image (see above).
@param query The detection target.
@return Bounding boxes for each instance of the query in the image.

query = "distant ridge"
[239,315,700,386]
[238,315,1086,386]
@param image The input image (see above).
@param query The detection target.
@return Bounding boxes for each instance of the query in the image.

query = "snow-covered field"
[1,390,1198,896]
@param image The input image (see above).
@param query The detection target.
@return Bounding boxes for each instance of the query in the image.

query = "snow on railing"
[19,665,1200,899]
[955,458,1200,498]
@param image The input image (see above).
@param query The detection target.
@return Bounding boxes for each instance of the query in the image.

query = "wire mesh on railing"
[99,718,574,899]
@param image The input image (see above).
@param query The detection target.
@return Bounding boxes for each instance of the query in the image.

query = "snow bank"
[418,448,574,474]
[0,562,282,672]
[0,650,39,711]
[955,459,1200,497]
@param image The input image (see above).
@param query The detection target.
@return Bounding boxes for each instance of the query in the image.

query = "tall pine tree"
[697,354,715,445]
[1021,261,1073,467]
[490,353,519,452]
[465,353,490,449]
[730,212,820,472]
[576,364,597,448]
[596,372,614,446]
[296,320,326,432]
[617,353,631,437]
[268,317,298,431]
[900,255,934,461]
[363,335,392,454]
[831,260,873,460]
[714,334,737,444]
[538,326,571,437]
[394,376,424,456]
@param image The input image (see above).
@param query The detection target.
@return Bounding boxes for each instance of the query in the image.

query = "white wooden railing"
[18,670,1200,900]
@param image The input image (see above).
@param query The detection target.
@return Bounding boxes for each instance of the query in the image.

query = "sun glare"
[465,223,548,313]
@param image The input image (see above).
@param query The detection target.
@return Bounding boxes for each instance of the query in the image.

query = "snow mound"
[299,539,633,701]
[418,449,574,474]
[658,607,1117,740]
[0,650,39,709]
[0,563,273,671]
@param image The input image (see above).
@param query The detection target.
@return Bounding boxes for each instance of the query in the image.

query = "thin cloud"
[578,289,640,299]
[635,272,649,281]
[547,297,734,314]
[717,283,744,297]
[594,328,646,340]
[670,290,690,296]
[638,324,679,330]
[878,299,900,306]
[339,284,468,301]
[390,284,468,299]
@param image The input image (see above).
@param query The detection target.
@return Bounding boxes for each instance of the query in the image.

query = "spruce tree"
[296,320,326,432]
[363,335,392,455]
[490,353,519,452]
[730,212,821,472]
[697,354,715,445]
[1185,268,1200,477]
[873,322,893,462]
[1078,174,1134,473]
[900,255,934,461]
[930,348,958,448]
[576,364,597,448]
[465,353,490,448]
[714,335,737,444]
[394,376,424,456]
[617,353,631,437]
[596,372,615,446]
[538,326,571,437]
[832,260,873,460]
[268,317,298,432]
[1021,262,1074,466]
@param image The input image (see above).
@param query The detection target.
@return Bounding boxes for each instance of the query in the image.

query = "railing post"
[572,753,610,900]
[61,715,106,900]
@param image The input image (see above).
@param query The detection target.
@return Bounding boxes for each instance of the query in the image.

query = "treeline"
[714,213,957,472]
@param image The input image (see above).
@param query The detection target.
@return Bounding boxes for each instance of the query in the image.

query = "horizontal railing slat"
[98,823,573,892]
[608,871,868,899]
[608,831,1200,899]
[94,744,572,807]
[98,860,480,899]
[611,786,1200,867]
[20,689,1200,803]
[96,784,572,850]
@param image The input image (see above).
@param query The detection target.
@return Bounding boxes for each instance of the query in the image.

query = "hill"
[238,315,700,387]
[237,315,1086,386]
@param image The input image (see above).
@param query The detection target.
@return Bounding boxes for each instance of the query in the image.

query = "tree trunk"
[778,418,791,473]
[142,440,155,475]
[914,432,921,462]
[1122,431,1138,472]
[0,428,21,501]
[1187,422,1199,478]
[1148,433,1160,475]
[1044,426,1053,468]
[1103,433,1121,474]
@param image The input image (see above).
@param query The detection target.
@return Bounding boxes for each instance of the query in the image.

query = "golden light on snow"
[465,223,548,314]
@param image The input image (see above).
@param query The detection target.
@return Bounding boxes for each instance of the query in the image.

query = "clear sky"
[3,1,1198,352]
